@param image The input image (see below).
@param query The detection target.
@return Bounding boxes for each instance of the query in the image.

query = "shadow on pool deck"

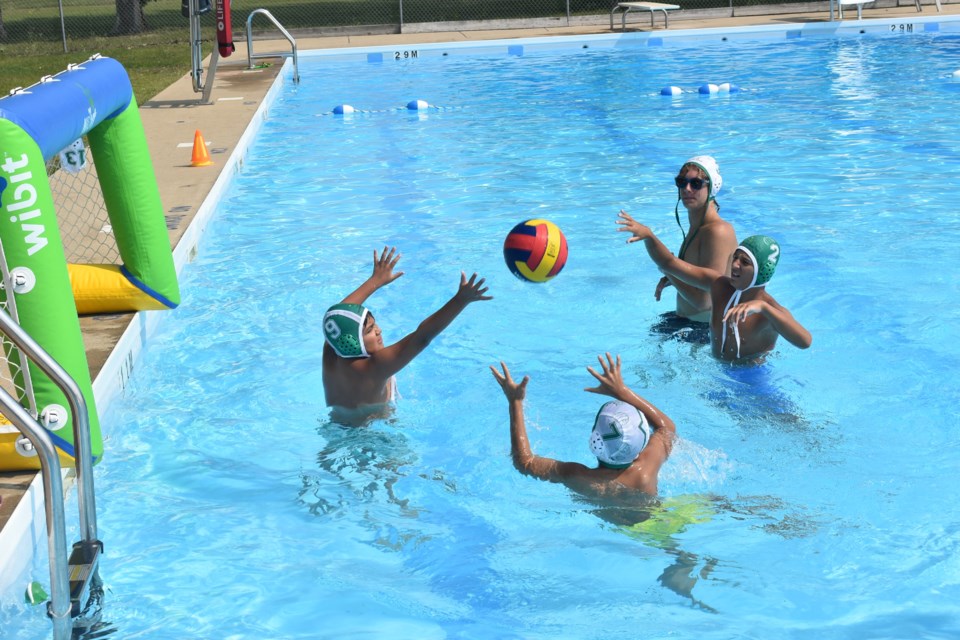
[1,0,957,561]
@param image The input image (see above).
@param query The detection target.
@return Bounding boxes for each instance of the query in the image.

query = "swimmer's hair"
[323,303,370,358]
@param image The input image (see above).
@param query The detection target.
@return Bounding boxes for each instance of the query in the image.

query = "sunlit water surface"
[4,30,960,639]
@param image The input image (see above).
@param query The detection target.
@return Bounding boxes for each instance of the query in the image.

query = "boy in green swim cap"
[323,246,491,424]
[617,214,812,362]
[490,353,675,498]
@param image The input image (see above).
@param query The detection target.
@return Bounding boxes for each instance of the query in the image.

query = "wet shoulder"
[687,218,736,263]
[698,218,737,247]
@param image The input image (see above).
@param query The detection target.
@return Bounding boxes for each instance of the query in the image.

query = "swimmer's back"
[322,343,394,410]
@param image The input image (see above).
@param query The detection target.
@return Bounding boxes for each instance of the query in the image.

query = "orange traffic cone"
[190,129,213,167]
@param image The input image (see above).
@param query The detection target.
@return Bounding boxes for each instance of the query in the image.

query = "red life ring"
[216,0,234,58]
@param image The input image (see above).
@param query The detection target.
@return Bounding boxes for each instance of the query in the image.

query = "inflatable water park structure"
[0,54,180,472]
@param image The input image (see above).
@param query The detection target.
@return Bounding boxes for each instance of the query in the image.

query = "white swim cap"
[588,400,651,469]
[685,155,722,200]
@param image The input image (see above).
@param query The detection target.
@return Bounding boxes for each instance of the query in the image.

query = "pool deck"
[2,0,958,572]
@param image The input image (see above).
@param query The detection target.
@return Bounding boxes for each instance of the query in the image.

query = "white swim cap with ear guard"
[686,155,722,200]
[589,400,651,469]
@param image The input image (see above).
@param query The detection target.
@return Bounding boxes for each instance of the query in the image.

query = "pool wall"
[300,14,960,63]
[2,8,960,599]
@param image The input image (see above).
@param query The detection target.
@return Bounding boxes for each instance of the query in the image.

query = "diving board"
[610,2,680,30]
[838,0,874,19]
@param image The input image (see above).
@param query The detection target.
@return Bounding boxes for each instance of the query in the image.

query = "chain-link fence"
[0,140,113,465]
[1,0,828,55]
[0,146,112,451]
[49,152,121,267]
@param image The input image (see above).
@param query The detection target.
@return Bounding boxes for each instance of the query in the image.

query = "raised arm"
[617,211,719,292]
[491,362,589,482]
[723,299,812,349]
[341,246,405,305]
[368,272,491,379]
[585,353,675,441]
[584,353,674,495]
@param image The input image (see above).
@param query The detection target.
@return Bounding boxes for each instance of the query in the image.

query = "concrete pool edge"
[296,12,960,61]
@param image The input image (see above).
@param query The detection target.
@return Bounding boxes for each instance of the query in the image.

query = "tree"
[0,2,8,41]
[111,0,149,35]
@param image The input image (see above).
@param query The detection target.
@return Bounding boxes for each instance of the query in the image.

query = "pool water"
[6,29,960,638]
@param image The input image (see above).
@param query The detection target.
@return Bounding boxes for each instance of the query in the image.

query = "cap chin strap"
[674,187,716,261]
[674,199,687,255]
[721,248,760,360]
[598,460,631,470]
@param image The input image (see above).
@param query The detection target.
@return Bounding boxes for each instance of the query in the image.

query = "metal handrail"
[188,0,206,92]
[0,391,71,639]
[245,9,300,84]
[0,308,100,640]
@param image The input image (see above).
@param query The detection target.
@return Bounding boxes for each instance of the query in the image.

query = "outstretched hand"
[456,272,493,304]
[585,352,629,398]
[370,246,404,288]
[490,361,529,401]
[616,210,653,244]
[723,299,765,324]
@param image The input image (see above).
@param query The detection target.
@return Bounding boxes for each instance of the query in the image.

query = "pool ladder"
[246,9,300,84]
[0,309,102,640]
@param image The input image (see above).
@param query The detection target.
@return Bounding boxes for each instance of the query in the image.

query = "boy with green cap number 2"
[322,246,492,424]
[617,213,812,363]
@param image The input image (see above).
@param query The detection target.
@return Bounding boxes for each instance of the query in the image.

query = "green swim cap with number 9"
[323,303,370,358]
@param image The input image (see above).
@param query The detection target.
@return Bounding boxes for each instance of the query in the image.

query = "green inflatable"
[0,54,180,470]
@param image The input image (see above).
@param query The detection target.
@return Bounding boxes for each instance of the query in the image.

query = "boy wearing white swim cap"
[491,353,675,497]
[623,156,738,341]
[322,246,491,424]
[617,217,812,362]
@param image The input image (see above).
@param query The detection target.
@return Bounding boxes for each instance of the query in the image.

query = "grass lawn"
[2,37,193,104]
[0,0,598,102]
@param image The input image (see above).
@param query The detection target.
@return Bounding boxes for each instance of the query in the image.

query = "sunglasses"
[675,176,708,191]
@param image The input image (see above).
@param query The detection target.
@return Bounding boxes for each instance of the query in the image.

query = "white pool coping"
[299,13,960,63]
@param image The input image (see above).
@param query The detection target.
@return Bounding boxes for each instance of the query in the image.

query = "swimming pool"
[5,19,960,639]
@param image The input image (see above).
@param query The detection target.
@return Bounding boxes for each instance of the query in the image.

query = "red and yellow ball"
[503,219,568,283]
